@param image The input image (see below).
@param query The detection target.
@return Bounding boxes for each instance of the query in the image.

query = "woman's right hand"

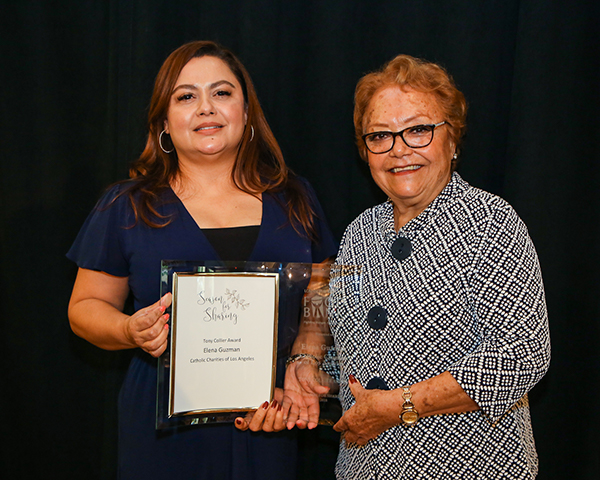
[124,293,172,357]
[282,360,330,430]
[234,388,286,432]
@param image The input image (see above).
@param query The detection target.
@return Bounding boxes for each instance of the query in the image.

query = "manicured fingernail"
[349,374,357,384]
[271,399,278,409]
[160,305,166,313]
[277,403,283,412]
[262,401,269,409]
[235,418,242,425]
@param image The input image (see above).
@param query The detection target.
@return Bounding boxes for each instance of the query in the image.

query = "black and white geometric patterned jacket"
[328,172,550,479]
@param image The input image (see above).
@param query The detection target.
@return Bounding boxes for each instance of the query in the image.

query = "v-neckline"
[169,187,265,261]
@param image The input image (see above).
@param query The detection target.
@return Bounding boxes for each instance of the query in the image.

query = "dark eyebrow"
[210,80,236,90]
[172,80,237,94]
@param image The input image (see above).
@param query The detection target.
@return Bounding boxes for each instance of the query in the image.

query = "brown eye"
[406,125,433,136]
[375,132,392,141]
[176,93,194,101]
[368,132,392,143]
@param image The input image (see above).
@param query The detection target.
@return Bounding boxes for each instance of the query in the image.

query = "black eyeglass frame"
[362,121,448,154]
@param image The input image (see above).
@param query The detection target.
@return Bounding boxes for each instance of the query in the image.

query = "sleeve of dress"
[66,184,130,277]
[447,203,550,422]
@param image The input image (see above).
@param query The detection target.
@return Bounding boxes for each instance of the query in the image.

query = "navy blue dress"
[67,180,337,480]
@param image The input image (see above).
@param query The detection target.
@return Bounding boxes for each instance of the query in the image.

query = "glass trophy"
[156,260,361,430]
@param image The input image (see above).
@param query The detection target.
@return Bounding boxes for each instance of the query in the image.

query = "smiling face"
[164,56,247,166]
[363,85,455,225]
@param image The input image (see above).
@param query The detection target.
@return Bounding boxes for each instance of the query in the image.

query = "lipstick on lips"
[194,122,223,134]
[389,165,422,173]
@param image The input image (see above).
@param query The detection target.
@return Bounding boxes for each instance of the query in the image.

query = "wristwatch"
[399,386,419,426]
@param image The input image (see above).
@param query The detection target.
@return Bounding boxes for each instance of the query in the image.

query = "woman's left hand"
[234,388,285,432]
[333,376,400,446]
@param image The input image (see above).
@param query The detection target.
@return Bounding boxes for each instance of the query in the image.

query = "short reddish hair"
[354,55,467,169]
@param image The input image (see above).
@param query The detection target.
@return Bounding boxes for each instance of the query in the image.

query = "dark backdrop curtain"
[1,0,598,478]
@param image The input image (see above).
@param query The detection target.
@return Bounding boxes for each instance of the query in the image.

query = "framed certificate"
[156,261,280,428]
[170,271,278,417]
[156,260,361,430]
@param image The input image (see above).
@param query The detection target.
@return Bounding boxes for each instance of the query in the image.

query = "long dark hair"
[122,40,317,239]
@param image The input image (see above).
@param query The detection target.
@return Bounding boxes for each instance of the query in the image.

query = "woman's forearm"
[68,268,133,351]
[68,297,134,350]
[68,268,171,356]
[411,371,479,417]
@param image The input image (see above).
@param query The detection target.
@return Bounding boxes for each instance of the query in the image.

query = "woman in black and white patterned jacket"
[288,54,550,479]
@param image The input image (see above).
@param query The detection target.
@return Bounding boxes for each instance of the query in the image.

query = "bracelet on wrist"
[285,353,320,369]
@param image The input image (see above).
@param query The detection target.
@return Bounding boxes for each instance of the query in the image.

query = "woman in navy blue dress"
[67,41,336,480]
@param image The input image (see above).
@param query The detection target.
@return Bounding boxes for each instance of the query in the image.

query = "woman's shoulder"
[277,173,316,198]
[72,181,139,235]
[452,174,529,236]
[85,179,161,230]
[354,200,391,223]
[339,202,390,243]
[453,174,518,218]
[93,179,137,208]
[95,178,174,211]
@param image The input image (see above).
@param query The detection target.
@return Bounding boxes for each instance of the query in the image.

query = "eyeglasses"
[362,121,448,154]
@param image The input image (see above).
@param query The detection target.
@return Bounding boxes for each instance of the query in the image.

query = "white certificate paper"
[170,272,279,416]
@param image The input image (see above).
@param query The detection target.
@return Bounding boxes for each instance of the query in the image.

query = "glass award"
[156,260,361,429]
